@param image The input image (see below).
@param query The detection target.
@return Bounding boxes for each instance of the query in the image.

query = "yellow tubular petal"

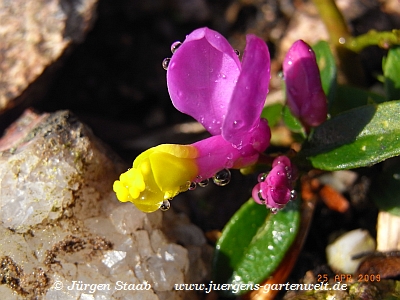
[113,180,130,202]
[149,151,198,194]
[114,144,200,213]
[132,189,164,213]
[156,144,199,158]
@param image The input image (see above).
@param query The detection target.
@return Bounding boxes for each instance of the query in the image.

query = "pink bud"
[252,156,297,212]
[283,40,327,128]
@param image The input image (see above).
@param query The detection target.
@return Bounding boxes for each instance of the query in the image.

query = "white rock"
[326,228,376,274]
[0,110,211,299]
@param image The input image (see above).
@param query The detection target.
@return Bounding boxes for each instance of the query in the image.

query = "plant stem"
[311,0,366,86]
[311,0,351,46]
[347,30,400,53]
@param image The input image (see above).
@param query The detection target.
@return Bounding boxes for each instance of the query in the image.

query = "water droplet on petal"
[162,58,171,70]
[258,173,267,182]
[189,182,197,190]
[198,179,209,187]
[170,41,182,53]
[234,49,240,56]
[257,190,266,204]
[290,190,297,200]
[233,120,243,128]
[270,208,279,214]
[160,200,171,211]
[212,169,231,186]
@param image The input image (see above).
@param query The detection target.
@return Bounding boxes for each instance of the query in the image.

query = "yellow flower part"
[113,144,199,212]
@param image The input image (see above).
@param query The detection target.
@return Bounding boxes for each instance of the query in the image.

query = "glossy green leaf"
[383,46,400,101]
[212,198,300,296]
[312,40,337,108]
[370,159,400,216]
[299,100,400,171]
[330,84,386,116]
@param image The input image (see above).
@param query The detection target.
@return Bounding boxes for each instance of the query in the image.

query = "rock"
[0,0,98,114]
[0,109,211,299]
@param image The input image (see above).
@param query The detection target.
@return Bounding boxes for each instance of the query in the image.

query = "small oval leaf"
[312,40,337,108]
[299,100,400,170]
[383,46,400,101]
[212,198,300,296]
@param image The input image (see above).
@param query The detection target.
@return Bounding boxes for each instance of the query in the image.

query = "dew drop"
[189,182,197,190]
[212,169,231,186]
[290,190,297,200]
[257,190,266,204]
[160,200,171,211]
[233,120,243,128]
[270,208,279,214]
[170,41,182,53]
[258,173,267,182]
[198,179,209,187]
[234,49,240,56]
[162,58,171,70]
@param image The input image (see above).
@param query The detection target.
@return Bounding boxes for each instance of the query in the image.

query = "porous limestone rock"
[0,0,97,112]
[0,109,211,299]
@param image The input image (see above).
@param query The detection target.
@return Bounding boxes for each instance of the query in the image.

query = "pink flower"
[252,156,297,212]
[114,28,272,212]
[283,40,327,129]
[167,27,271,157]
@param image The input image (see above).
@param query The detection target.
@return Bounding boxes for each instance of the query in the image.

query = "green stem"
[311,0,351,46]
[312,0,366,86]
[347,29,400,53]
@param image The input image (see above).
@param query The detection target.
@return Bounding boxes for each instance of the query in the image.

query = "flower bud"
[283,40,327,128]
[252,156,297,212]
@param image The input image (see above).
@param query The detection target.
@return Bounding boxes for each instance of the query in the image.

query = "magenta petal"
[283,40,327,127]
[272,155,291,168]
[252,182,266,205]
[167,27,241,135]
[269,186,291,206]
[222,34,271,146]
[193,135,258,180]
[266,164,289,187]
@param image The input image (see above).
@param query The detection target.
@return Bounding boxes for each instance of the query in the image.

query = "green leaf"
[383,46,400,101]
[370,158,400,216]
[299,100,400,171]
[330,84,387,116]
[212,198,300,296]
[312,41,337,108]
[261,103,283,128]
[282,105,304,134]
